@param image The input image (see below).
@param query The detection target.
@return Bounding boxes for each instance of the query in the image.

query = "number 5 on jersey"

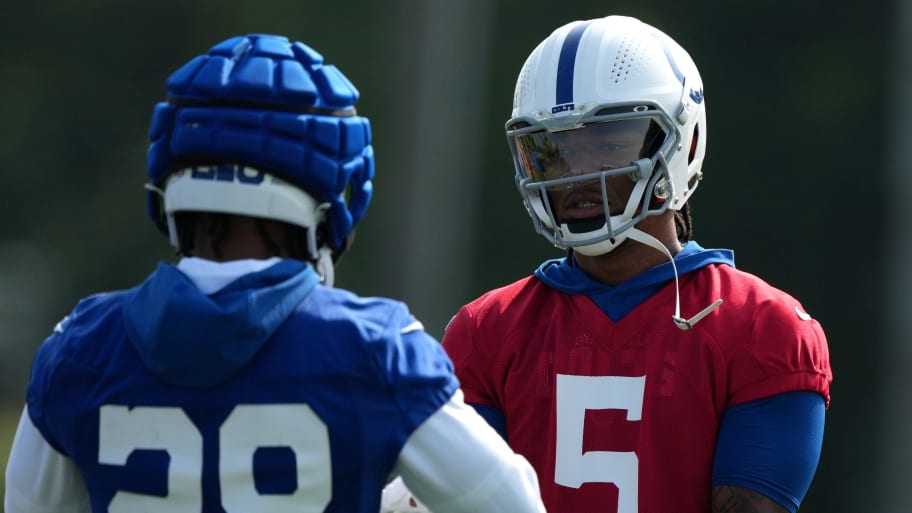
[555,375,646,513]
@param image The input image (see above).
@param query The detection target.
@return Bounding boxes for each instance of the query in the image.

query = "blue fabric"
[469,403,508,441]
[712,392,826,513]
[146,34,374,251]
[535,241,735,321]
[26,260,459,513]
[122,259,318,387]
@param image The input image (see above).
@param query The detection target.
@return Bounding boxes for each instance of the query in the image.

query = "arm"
[388,390,545,513]
[4,407,91,513]
[711,391,826,513]
[711,486,788,513]
[467,403,507,441]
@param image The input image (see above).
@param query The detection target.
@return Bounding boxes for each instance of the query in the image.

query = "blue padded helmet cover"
[146,34,374,251]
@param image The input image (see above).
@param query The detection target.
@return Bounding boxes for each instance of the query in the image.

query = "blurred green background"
[0,0,902,511]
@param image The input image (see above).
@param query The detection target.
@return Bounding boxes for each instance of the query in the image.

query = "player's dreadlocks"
[674,203,694,244]
[174,212,312,261]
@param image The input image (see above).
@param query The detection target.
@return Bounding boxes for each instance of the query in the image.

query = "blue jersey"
[25,259,458,513]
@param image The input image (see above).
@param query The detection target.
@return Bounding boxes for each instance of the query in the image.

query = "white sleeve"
[390,390,545,513]
[4,407,91,513]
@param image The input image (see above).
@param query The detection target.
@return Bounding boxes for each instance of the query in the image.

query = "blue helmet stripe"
[555,20,595,106]
[655,35,686,85]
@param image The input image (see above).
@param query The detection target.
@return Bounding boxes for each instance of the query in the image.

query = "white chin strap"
[625,228,722,330]
[315,247,335,287]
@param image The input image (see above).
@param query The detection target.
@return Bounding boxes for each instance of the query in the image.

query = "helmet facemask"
[508,102,678,255]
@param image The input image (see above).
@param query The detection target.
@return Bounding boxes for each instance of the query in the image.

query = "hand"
[380,476,433,513]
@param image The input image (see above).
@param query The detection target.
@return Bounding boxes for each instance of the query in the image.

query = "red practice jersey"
[442,263,832,513]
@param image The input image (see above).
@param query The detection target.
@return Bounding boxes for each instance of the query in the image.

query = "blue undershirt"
[712,391,825,512]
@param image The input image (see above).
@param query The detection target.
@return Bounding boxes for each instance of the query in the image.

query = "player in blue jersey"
[438,15,833,513]
[3,34,545,513]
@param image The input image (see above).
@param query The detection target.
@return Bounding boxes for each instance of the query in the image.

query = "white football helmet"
[507,15,706,255]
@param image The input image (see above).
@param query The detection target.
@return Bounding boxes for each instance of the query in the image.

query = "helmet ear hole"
[688,124,700,164]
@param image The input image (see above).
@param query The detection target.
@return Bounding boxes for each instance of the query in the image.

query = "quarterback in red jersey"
[441,15,832,513]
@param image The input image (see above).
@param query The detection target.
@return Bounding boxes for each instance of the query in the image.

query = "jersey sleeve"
[4,407,91,513]
[726,297,832,408]
[391,390,545,513]
[440,306,502,410]
[25,294,112,457]
[25,317,76,455]
[371,303,460,430]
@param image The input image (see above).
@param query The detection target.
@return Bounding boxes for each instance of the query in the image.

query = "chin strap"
[625,228,722,330]
[144,183,181,248]
[302,219,336,287]
[315,247,335,287]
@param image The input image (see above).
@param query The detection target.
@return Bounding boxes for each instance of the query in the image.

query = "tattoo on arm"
[711,486,789,513]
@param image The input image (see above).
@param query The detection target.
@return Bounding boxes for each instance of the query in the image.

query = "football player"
[441,15,833,513]
[4,34,545,513]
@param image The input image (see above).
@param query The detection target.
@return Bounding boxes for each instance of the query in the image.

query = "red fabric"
[442,264,831,513]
